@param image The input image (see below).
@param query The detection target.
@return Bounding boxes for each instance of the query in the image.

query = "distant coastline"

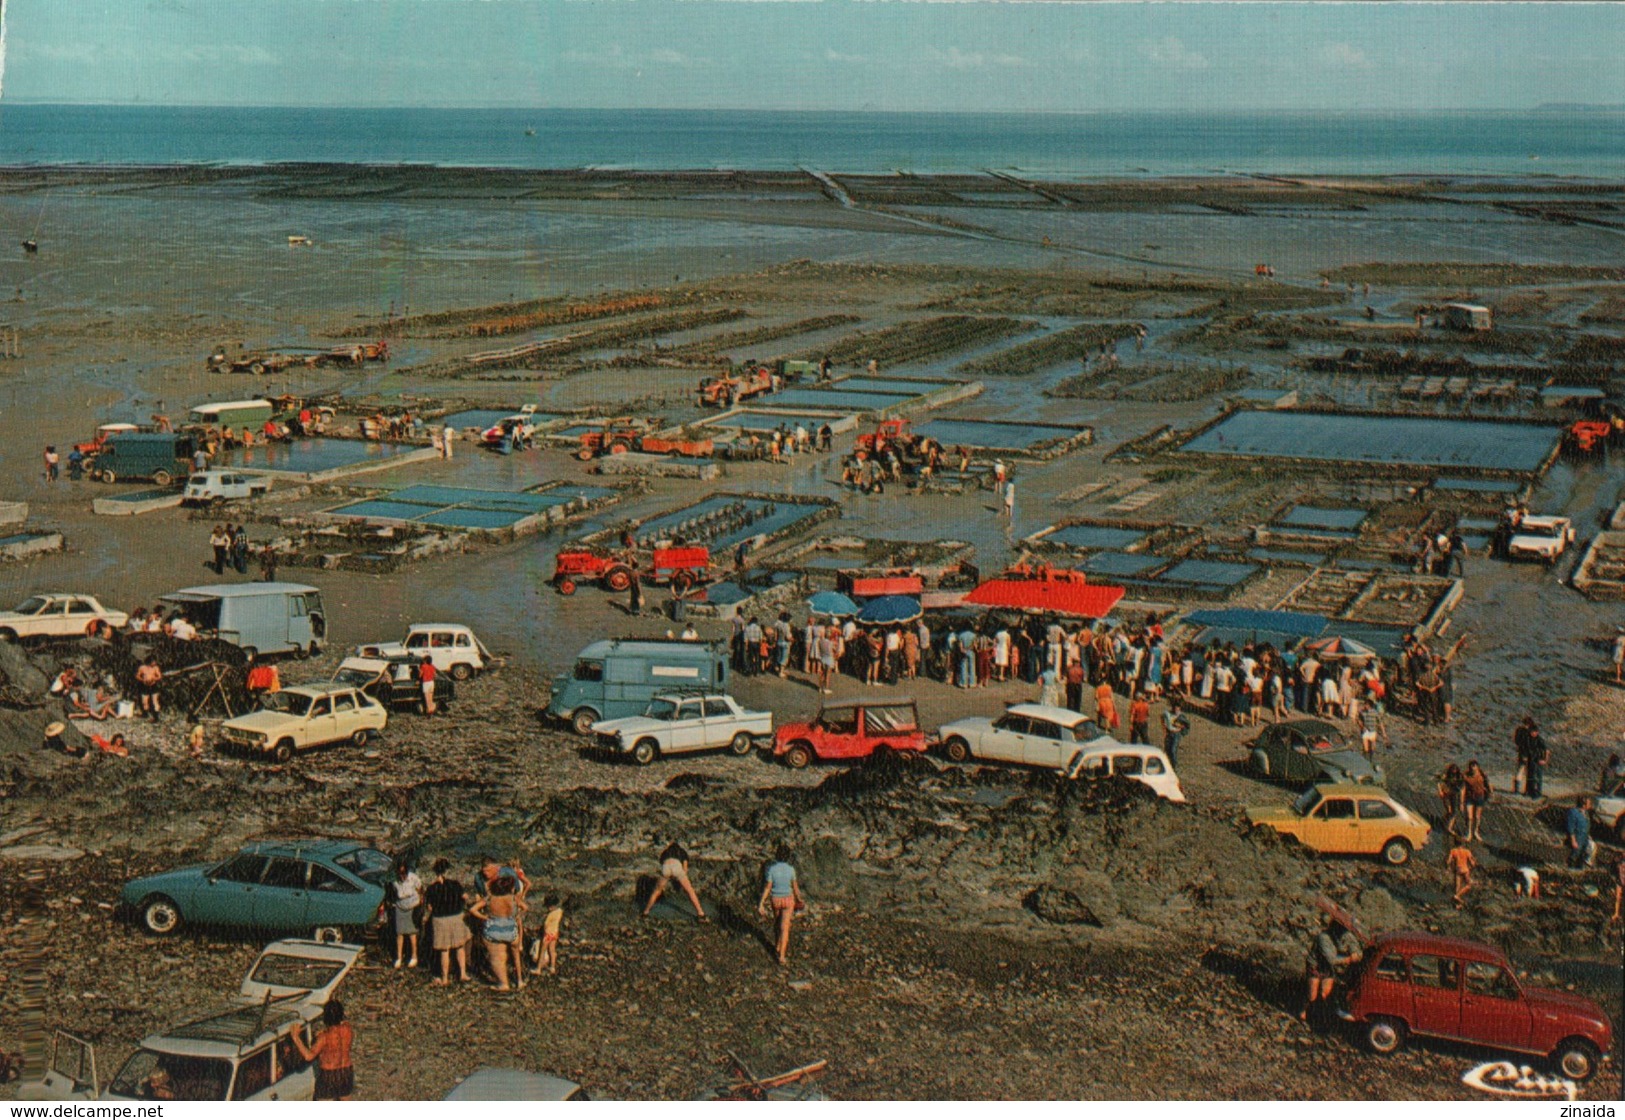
[0,105,1619,177]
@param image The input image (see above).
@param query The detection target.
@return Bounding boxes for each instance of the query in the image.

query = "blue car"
[122,839,391,939]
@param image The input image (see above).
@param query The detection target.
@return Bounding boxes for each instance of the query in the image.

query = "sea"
[0,105,1622,178]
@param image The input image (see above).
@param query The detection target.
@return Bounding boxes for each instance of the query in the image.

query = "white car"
[591,692,772,765]
[182,470,271,507]
[1508,515,1576,563]
[32,939,359,1102]
[1064,744,1186,802]
[358,623,490,680]
[0,594,129,642]
[939,703,1111,770]
[221,684,387,762]
[1594,777,1625,845]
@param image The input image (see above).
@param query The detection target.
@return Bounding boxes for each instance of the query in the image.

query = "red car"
[1340,931,1614,1081]
[772,699,927,769]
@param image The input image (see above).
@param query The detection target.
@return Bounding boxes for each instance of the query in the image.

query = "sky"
[1,1,1621,112]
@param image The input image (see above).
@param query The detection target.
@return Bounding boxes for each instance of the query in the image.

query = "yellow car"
[1247,783,1431,865]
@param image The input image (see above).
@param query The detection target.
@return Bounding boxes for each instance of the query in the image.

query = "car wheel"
[449,662,473,682]
[210,495,226,508]
[1380,837,1412,866]
[241,646,258,664]
[272,739,295,763]
[349,729,370,747]
[312,925,346,944]
[152,469,173,488]
[632,738,659,766]
[571,708,599,736]
[1250,749,1270,776]
[1552,1038,1601,1082]
[142,896,183,936]
[0,628,15,643]
[1364,1016,1406,1056]
[100,469,116,484]
[944,736,971,763]
[728,732,754,757]
[784,742,813,769]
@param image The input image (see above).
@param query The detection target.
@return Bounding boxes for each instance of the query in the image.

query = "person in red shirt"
[416,655,437,715]
[1128,696,1151,745]
[292,1000,354,1100]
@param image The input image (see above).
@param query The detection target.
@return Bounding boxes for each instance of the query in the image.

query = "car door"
[330,690,359,738]
[453,630,480,670]
[985,714,1029,763]
[1022,717,1069,769]
[1355,796,1404,854]
[1408,954,1463,1038]
[63,597,98,635]
[428,630,456,673]
[38,597,70,637]
[302,696,337,747]
[1303,796,1359,851]
[252,857,313,931]
[668,699,706,752]
[189,853,269,929]
[702,698,736,749]
[1460,960,1534,1050]
[229,1048,275,1101]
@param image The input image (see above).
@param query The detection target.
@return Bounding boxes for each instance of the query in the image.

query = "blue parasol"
[858,595,922,624]
[806,590,860,617]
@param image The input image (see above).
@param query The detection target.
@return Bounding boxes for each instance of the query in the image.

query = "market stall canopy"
[963,565,1124,619]
[857,595,923,624]
[1303,635,1378,662]
[806,590,860,618]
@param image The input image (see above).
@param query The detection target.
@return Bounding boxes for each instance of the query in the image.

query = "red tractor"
[551,545,713,596]
[576,420,645,461]
[697,365,775,408]
[1565,419,1614,456]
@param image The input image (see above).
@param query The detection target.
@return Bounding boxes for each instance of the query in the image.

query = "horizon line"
[0,100,1578,115]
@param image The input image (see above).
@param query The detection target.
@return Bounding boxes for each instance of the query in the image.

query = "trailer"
[551,545,713,596]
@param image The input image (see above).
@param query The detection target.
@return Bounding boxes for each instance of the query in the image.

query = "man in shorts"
[642,841,707,921]
[416,654,437,715]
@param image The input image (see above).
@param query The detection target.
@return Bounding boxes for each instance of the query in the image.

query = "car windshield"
[109,1050,232,1101]
[644,699,679,721]
[12,596,49,615]
[1070,719,1105,741]
[333,847,392,885]
[332,667,376,687]
[188,475,209,486]
[248,952,347,992]
[1293,787,1322,816]
[259,692,313,717]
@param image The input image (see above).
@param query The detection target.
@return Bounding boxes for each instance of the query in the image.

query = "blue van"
[548,638,728,734]
[91,432,198,486]
[160,582,327,661]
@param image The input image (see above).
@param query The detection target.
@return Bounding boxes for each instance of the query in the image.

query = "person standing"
[1447,529,1468,578]
[231,523,249,574]
[291,1001,354,1100]
[1127,694,1151,744]
[1094,680,1119,733]
[441,423,455,459]
[1160,701,1189,768]
[1567,796,1595,869]
[1461,759,1491,841]
[259,543,279,582]
[627,564,644,617]
[533,895,564,976]
[641,841,707,921]
[1301,914,1361,1021]
[469,873,527,991]
[757,845,805,966]
[425,858,471,986]
[416,655,438,716]
[1448,841,1477,908]
[1003,479,1016,522]
[43,445,59,482]
[209,524,230,575]
[135,656,163,719]
[1437,763,1466,838]
[1612,626,1625,684]
[389,859,424,970]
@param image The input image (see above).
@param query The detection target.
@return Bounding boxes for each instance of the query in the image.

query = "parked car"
[220,683,387,762]
[548,638,729,735]
[938,703,1109,769]
[182,470,271,507]
[120,839,391,938]
[0,593,128,642]
[357,623,490,680]
[331,654,456,713]
[1247,719,1385,786]
[160,583,327,661]
[33,939,361,1101]
[773,699,928,768]
[591,692,772,765]
[1507,515,1576,563]
[1064,744,1186,802]
[1247,783,1431,865]
[1339,931,1614,1081]
[1592,774,1625,844]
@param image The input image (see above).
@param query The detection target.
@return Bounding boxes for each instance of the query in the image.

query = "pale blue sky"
[3,1,1620,111]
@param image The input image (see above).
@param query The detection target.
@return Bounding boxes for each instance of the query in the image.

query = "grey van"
[160,583,327,661]
[91,433,198,486]
[548,638,728,734]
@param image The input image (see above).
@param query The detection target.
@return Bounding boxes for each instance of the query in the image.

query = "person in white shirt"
[170,616,197,641]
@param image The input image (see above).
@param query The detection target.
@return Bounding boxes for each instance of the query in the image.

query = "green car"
[121,839,391,939]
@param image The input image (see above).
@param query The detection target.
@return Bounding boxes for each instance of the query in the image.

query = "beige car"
[222,684,387,762]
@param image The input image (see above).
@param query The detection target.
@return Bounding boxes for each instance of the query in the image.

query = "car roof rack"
[161,994,307,1053]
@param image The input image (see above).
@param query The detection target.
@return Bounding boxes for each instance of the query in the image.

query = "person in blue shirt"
[757,845,806,966]
[1567,796,1594,869]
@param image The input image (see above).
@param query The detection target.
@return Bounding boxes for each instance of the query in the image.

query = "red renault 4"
[1340,931,1614,1081]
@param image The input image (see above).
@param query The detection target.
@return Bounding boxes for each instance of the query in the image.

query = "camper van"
[547,638,728,734]
[160,583,327,661]
[89,433,197,486]
[187,399,276,430]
